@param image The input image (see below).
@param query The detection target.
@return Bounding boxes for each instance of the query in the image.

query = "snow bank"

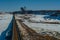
[0,14,13,35]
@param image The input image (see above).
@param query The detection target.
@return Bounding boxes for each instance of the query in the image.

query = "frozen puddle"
[0,14,13,35]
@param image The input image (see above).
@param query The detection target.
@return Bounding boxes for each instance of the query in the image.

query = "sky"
[0,0,60,12]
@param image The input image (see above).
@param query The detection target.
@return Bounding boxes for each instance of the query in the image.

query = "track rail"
[12,15,22,40]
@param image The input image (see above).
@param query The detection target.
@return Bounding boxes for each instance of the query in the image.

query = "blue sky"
[0,0,60,12]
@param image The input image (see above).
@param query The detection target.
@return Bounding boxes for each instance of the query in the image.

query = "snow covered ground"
[21,15,60,33]
[16,14,60,33]
[29,15,60,23]
[23,21,60,33]
[0,14,13,35]
[16,14,60,39]
[23,19,60,39]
